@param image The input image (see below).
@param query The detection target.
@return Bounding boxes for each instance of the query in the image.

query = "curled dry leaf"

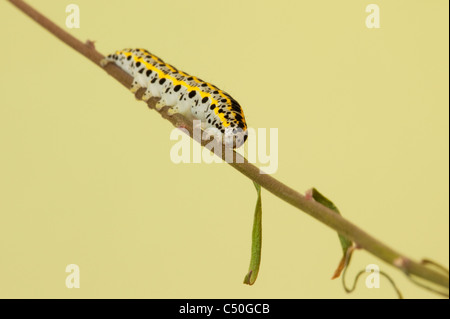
[307,188,354,279]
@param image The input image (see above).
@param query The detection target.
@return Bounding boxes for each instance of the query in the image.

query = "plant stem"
[8,0,449,294]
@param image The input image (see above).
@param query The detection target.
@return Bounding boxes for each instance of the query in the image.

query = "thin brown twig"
[7,0,449,295]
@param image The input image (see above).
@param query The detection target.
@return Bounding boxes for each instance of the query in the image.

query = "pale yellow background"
[0,0,448,299]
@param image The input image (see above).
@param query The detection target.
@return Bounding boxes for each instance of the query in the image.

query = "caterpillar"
[101,48,248,148]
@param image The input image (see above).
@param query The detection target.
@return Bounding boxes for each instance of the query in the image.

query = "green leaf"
[309,188,353,279]
[243,182,262,285]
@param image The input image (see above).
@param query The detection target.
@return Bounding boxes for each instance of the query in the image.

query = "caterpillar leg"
[155,100,167,111]
[100,54,115,67]
[130,79,143,94]
[100,58,109,67]
[142,90,153,102]
[167,102,191,116]
[203,127,222,138]
[167,107,180,116]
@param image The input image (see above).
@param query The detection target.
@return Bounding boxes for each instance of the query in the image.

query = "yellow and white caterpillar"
[101,48,248,148]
